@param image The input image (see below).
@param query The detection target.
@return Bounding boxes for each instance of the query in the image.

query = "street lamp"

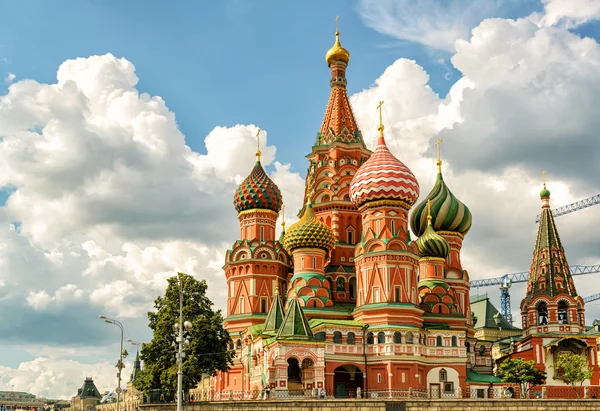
[100,315,127,411]
[174,274,192,411]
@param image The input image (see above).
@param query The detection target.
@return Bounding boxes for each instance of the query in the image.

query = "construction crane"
[535,193,600,223]
[470,264,600,324]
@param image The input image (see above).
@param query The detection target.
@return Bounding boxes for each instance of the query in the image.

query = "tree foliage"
[552,352,593,397]
[496,357,546,398]
[134,273,234,394]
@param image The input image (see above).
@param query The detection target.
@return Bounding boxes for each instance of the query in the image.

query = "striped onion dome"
[350,132,420,209]
[410,165,472,237]
[415,210,450,259]
[234,160,283,213]
[284,203,335,252]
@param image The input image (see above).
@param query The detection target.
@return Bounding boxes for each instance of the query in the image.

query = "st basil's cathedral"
[207,27,599,398]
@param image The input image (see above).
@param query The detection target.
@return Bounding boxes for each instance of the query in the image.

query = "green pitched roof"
[525,187,577,302]
[276,297,313,340]
[466,370,502,383]
[308,319,364,329]
[262,293,285,334]
[470,298,521,331]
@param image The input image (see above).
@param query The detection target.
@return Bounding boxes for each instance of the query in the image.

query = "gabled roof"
[276,297,313,340]
[471,298,521,331]
[262,293,285,334]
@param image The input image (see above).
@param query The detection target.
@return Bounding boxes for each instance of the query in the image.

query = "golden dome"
[325,31,350,66]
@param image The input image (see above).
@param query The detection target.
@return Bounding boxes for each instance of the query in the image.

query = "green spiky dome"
[411,169,472,237]
[540,184,550,199]
[415,215,450,259]
[284,203,335,252]
[234,161,283,213]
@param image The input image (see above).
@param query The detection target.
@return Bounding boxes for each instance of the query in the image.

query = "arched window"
[393,332,402,344]
[465,342,471,352]
[367,332,374,344]
[558,301,569,324]
[336,277,345,291]
[347,332,355,345]
[436,336,443,346]
[377,332,385,344]
[439,369,447,382]
[405,332,414,344]
[451,336,457,347]
[314,332,326,342]
[349,277,356,299]
[333,331,342,344]
[538,302,549,325]
[347,230,354,245]
[236,339,242,349]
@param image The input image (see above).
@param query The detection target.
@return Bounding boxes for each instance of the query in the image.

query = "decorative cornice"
[237,208,280,218]
[358,199,411,212]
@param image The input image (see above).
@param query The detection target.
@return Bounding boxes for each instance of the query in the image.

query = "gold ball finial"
[325,17,350,66]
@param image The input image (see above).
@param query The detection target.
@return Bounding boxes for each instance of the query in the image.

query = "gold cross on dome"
[377,101,384,128]
[336,15,339,33]
[256,128,262,161]
[281,204,286,228]
[434,139,443,162]
[541,170,548,186]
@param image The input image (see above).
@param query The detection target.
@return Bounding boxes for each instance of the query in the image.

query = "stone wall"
[140,399,600,411]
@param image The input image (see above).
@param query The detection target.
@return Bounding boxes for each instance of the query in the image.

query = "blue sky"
[0,0,524,168]
[1,0,600,398]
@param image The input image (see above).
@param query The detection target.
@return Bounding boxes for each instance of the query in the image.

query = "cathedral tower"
[302,25,372,304]
[411,142,473,322]
[224,130,291,334]
[350,102,422,326]
[520,181,585,336]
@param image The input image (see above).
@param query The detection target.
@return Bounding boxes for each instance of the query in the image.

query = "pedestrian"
[265,385,270,400]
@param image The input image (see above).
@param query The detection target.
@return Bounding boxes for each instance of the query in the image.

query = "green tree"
[496,357,546,398]
[552,352,593,398]
[134,273,234,396]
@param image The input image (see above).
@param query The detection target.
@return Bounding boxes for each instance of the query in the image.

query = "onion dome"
[325,31,350,66]
[415,201,450,259]
[540,184,550,199]
[233,140,283,213]
[410,161,472,237]
[350,123,420,209]
[284,202,335,252]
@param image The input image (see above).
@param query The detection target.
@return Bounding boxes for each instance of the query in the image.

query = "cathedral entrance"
[287,358,302,392]
[333,365,364,398]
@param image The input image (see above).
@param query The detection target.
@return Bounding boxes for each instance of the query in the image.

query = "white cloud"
[349,15,600,323]
[3,72,15,84]
[356,0,507,51]
[0,357,124,399]
[533,0,600,28]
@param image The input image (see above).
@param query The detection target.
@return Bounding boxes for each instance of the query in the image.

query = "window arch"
[558,301,569,324]
[393,332,402,344]
[333,331,342,344]
[347,332,355,345]
[236,339,242,349]
[367,332,374,345]
[377,332,385,344]
[439,369,447,382]
[405,332,414,344]
[336,277,346,291]
[314,332,326,342]
[451,336,457,347]
[436,336,443,346]
[538,302,549,325]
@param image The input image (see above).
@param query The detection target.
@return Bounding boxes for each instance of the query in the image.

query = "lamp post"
[174,274,192,411]
[100,316,127,411]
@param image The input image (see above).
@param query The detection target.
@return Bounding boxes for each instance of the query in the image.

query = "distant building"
[70,378,102,411]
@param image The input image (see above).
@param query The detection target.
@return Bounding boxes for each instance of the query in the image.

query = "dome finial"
[377,100,385,142]
[540,170,551,199]
[256,128,262,162]
[281,203,286,231]
[435,138,443,173]
[427,199,432,223]
[325,16,350,65]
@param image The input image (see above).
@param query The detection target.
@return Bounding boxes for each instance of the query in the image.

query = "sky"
[1,0,600,400]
